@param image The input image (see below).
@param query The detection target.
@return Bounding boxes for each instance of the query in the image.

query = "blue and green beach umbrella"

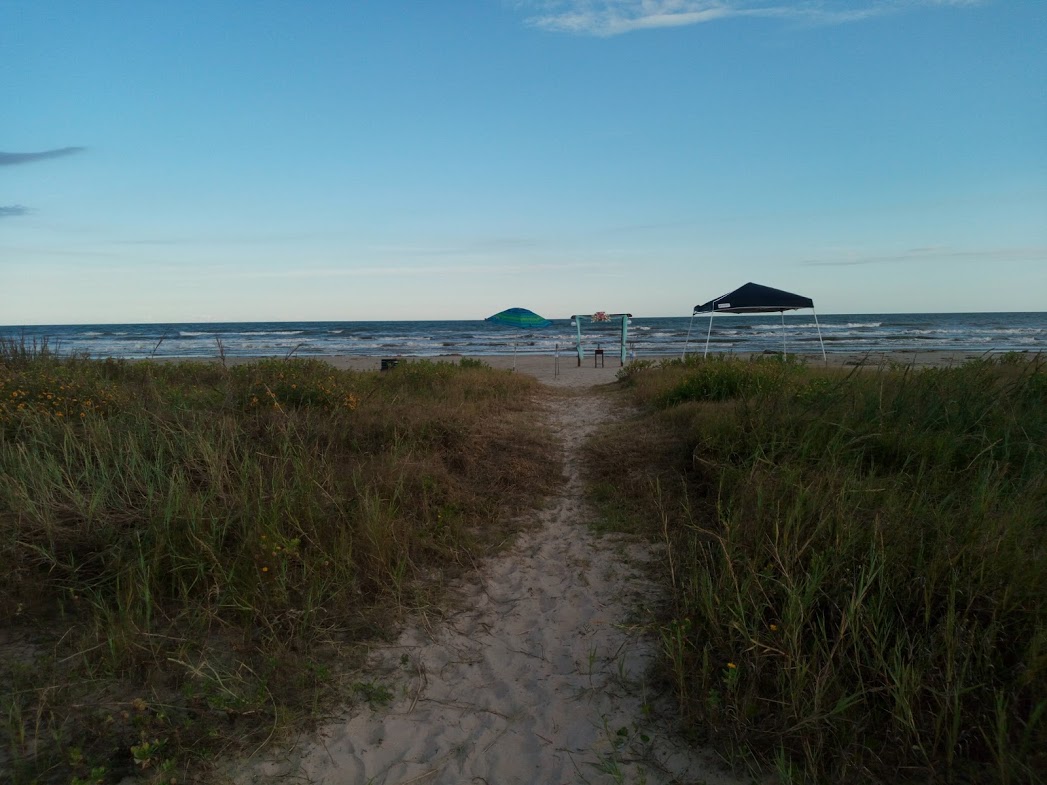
[485,307,552,369]
[485,307,552,329]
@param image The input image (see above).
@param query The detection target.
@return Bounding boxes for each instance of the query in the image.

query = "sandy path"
[236,389,746,785]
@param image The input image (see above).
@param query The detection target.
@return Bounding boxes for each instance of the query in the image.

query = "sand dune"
[227,349,994,783]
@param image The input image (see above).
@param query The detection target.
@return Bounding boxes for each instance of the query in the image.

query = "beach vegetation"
[0,355,558,783]
[0,335,66,370]
[589,353,1047,784]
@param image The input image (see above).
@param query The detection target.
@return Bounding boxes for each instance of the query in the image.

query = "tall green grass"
[0,355,558,784]
[592,354,1046,784]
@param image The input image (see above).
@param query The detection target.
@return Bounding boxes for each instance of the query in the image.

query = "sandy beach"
[227,349,1001,388]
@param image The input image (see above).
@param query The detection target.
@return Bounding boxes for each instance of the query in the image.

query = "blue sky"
[2,0,1045,324]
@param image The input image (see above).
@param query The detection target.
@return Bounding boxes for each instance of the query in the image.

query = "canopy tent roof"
[686,282,826,361]
[694,282,814,314]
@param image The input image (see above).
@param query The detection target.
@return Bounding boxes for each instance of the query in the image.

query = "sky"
[2,0,1045,324]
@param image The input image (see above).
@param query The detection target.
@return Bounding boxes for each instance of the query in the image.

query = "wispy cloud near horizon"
[522,0,985,36]
[220,260,612,281]
[0,147,85,166]
[0,205,32,219]
[798,245,1047,267]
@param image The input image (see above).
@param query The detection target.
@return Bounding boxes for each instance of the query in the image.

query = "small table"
[594,348,605,368]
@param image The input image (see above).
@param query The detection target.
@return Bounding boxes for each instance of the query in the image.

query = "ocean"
[2,313,1045,361]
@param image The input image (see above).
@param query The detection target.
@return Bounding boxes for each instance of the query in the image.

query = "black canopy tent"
[684,282,827,361]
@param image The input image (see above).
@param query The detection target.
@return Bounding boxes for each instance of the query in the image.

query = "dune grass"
[0,347,559,784]
[588,353,1046,784]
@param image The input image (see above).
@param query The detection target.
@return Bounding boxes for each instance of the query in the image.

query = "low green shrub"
[615,358,656,382]
[590,354,1047,784]
[232,357,360,411]
[656,356,801,405]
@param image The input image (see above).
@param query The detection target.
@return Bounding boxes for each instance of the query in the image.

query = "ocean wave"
[7,315,1044,359]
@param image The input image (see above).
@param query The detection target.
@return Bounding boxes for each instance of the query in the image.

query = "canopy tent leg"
[682,313,696,359]
[781,310,787,357]
[513,341,517,371]
[812,309,827,363]
[703,313,714,358]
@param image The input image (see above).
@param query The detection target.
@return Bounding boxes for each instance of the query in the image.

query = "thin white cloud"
[222,261,611,280]
[523,0,985,36]
[367,237,539,256]
[798,245,1047,267]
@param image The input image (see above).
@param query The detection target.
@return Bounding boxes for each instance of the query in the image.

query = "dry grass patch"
[588,354,1047,785]
[0,352,560,784]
